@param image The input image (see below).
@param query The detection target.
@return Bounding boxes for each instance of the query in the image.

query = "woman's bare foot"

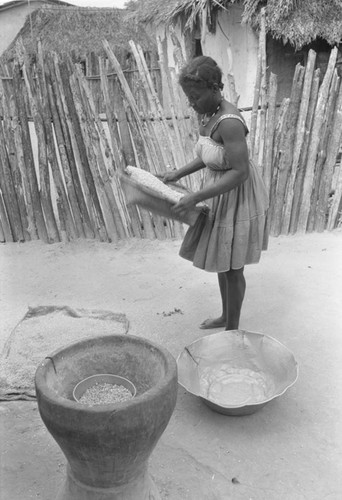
[199,317,226,329]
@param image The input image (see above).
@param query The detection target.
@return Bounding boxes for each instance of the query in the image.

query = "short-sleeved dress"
[179,114,269,273]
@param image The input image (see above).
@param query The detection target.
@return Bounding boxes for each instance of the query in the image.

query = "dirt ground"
[1,231,342,500]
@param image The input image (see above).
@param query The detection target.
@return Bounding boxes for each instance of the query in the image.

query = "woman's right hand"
[162,170,179,184]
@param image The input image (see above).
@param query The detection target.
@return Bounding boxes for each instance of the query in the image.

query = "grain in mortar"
[78,382,133,406]
[126,166,183,204]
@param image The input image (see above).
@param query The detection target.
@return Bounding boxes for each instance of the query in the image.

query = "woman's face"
[182,84,215,115]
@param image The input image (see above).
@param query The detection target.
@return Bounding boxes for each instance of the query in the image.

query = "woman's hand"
[162,158,206,184]
[162,170,179,183]
[172,193,198,216]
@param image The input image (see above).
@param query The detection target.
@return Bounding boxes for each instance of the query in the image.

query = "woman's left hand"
[172,193,198,216]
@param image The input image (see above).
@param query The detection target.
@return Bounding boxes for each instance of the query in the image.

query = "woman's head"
[179,56,224,114]
[179,56,224,92]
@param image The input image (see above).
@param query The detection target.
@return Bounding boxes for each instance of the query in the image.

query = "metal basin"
[177,330,298,416]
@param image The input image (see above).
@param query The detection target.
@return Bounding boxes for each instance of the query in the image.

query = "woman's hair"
[179,56,224,90]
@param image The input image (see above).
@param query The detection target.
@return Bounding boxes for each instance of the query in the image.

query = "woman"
[163,56,269,331]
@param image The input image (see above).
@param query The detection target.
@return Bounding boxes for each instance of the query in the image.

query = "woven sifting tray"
[119,166,208,226]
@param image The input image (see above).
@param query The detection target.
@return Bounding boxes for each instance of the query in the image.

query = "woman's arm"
[172,118,249,213]
[163,157,205,183]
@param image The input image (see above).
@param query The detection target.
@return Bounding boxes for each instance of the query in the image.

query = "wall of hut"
[0,31,341,244]
[0,1,40,56]
[154,3,259,109]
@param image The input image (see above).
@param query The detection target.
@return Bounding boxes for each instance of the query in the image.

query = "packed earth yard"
[0,231,342,500]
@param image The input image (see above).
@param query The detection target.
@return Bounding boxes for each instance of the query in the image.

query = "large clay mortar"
[35,334,178,500]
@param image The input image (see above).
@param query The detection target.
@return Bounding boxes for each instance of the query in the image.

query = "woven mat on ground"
[0,305,129,401]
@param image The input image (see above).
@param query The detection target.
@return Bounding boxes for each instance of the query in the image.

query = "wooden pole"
[271,64,304,235]
[249,8,266,159]
[308,72,339,231]
[103,40,172,239]
[112,79,136,165]
[74,64,129,240]
[322,82,342,231]
[132,87,165,172]
[0,130,24,241]
[0,79,30,240]
[281,50,316,234]
[249,51,261,160]
[155,39,187,239]
[131,40,178,169]
[0,221,4,242]
[69,71,119,242]
[225,45,239,108]
[5,86,38,240]
[22,62,60,243]
[12,62,48,241]
[109,81,148,237]
[103,40,159,173]
[297,47,338,233]
[268,97,290,225]
[123,103,165,239]
[256,35,268,174]
[133,42,184,238]
[36,41,71,241]
[0,208,5,242]
[55,59,98,240]
[50,57,89,239]
[46,60,82,240]
[263,72,277,196]
[51,55,96,240]
[99,57,142,238]
[289,69,321,234]
[156,36,187,168]
[122,114,158,239]
[35,52,78,243]
[60,58,108,241]
[327,160,342,230]
[78,64,132,239]
[256,7,267,171]
[110,82,136,155]
[0,190,12,242]
[98,57,125,170]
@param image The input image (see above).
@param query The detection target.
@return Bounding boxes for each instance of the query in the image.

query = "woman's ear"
[212,83,219,93]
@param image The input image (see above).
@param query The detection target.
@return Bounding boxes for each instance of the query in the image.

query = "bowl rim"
[176,329,299,409]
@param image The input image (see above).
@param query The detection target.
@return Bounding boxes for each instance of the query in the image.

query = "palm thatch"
[243,0,342,49]
[129,0,239,32]
[1,5,156,65]
[132,0,342,49]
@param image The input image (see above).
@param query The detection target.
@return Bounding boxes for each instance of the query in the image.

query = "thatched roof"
[128,0,237,31]
[1,4,156,64]
[131,0,342,49]
[243,0,342,49]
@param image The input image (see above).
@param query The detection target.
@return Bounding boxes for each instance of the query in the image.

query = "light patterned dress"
[179,114,269,273]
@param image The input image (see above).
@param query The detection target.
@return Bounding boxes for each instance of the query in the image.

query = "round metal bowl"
[177,330,298,416]
[73,374,137,404]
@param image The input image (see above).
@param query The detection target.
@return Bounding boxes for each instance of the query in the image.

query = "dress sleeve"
[209,114,249,138]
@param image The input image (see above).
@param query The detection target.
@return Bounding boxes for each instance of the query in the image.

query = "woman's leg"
[200,273,227,329]
[225,267,246,330]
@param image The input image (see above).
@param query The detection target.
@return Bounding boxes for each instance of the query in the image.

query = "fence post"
[297,47,338,232]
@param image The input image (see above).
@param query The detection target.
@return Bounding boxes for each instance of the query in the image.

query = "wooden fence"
[0,34,341,243]
[248,13,342,235]
[0,39,201,243]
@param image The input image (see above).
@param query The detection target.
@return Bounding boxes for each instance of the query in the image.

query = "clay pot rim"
[35,334,178,413]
